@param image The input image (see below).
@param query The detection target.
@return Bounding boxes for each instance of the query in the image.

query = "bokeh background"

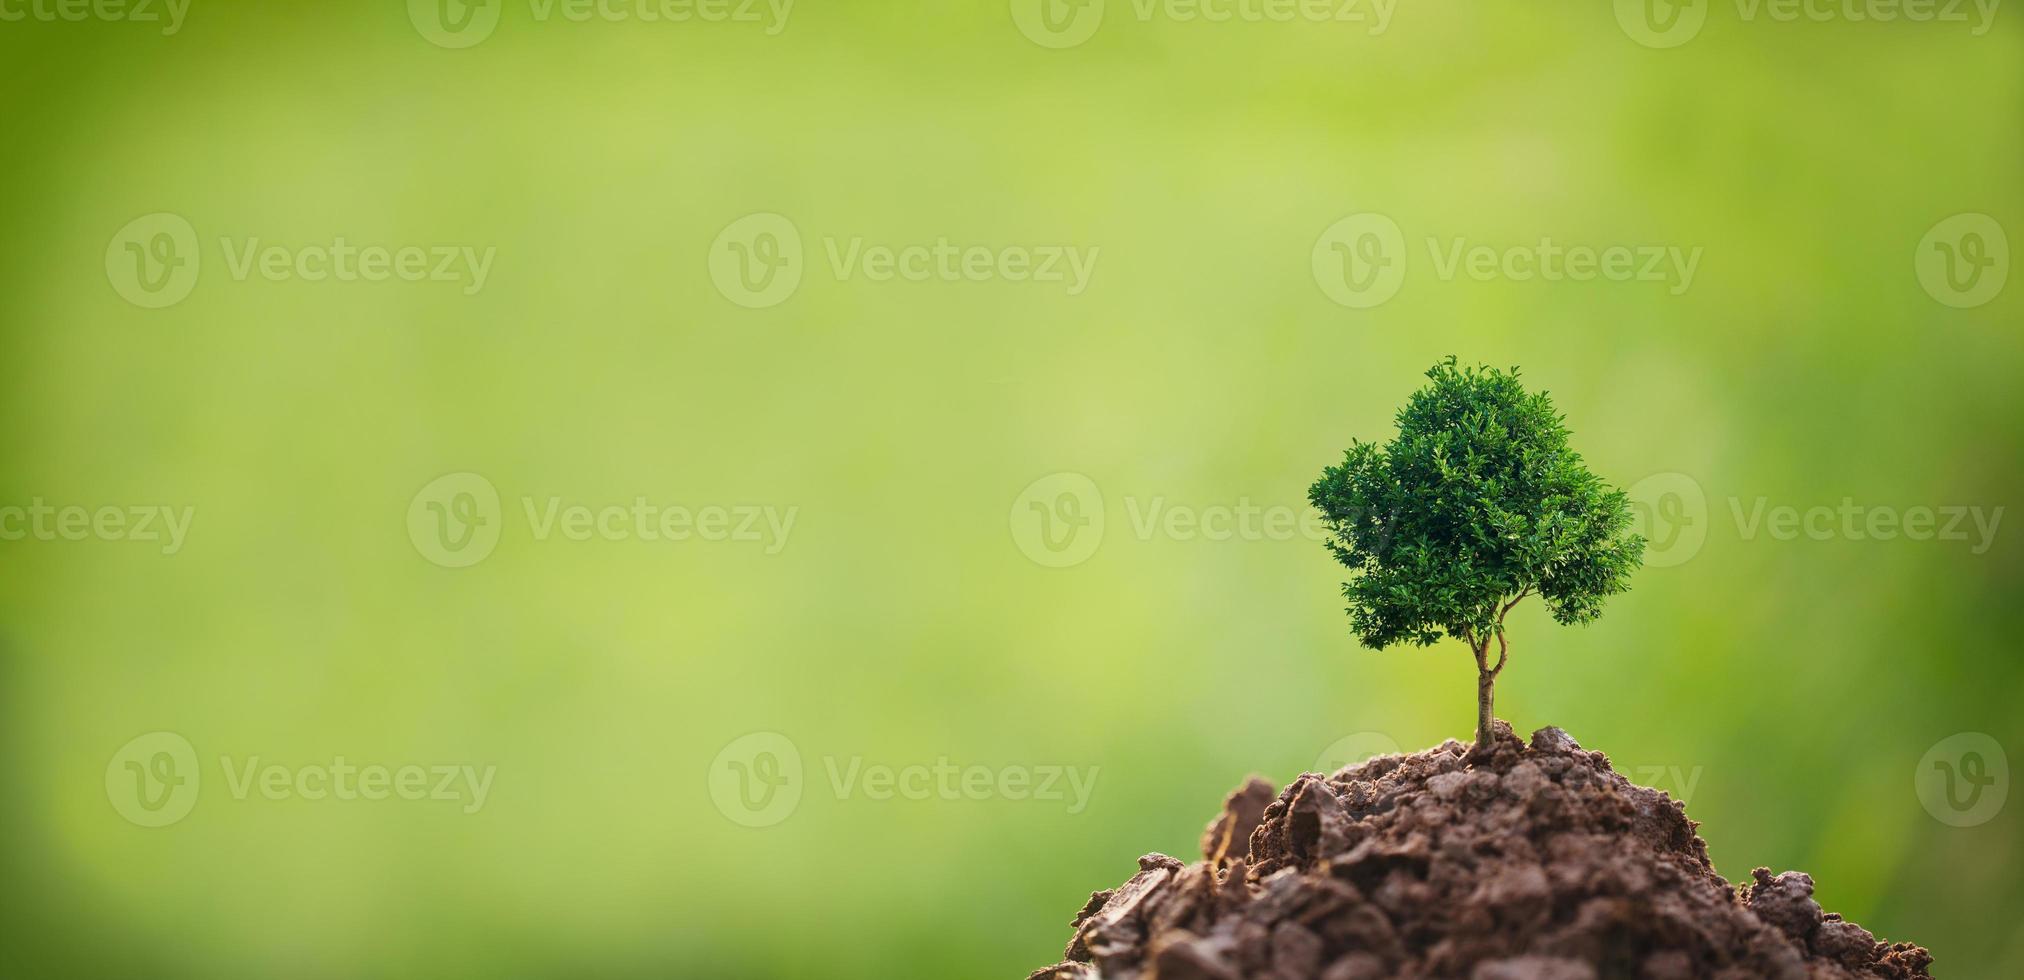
[2,1,2020,977]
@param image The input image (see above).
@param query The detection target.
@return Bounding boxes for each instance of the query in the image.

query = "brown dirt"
[1028,723,1931,980]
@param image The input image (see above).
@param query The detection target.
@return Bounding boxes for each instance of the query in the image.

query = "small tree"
[1309,358,1645,751]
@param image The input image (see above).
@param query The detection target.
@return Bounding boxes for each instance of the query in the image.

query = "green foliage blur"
[1,2,2020,978]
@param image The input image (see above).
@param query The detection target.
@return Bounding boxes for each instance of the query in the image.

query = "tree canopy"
[1309,357,1645,653]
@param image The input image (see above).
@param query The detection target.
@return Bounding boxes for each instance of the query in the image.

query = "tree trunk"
[1475,664,1496,751]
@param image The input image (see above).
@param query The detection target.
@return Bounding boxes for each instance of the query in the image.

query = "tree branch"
[1485,587,1528,677]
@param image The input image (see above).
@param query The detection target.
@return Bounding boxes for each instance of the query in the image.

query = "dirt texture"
[1029,723,1931,980]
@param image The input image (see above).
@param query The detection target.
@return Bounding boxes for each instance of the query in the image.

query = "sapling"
[1309,358,1645,751]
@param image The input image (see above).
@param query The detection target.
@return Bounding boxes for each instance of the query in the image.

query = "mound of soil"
[1029,723,1931,980]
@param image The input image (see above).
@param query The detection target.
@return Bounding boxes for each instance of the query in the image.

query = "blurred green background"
[2,1,2019,977]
